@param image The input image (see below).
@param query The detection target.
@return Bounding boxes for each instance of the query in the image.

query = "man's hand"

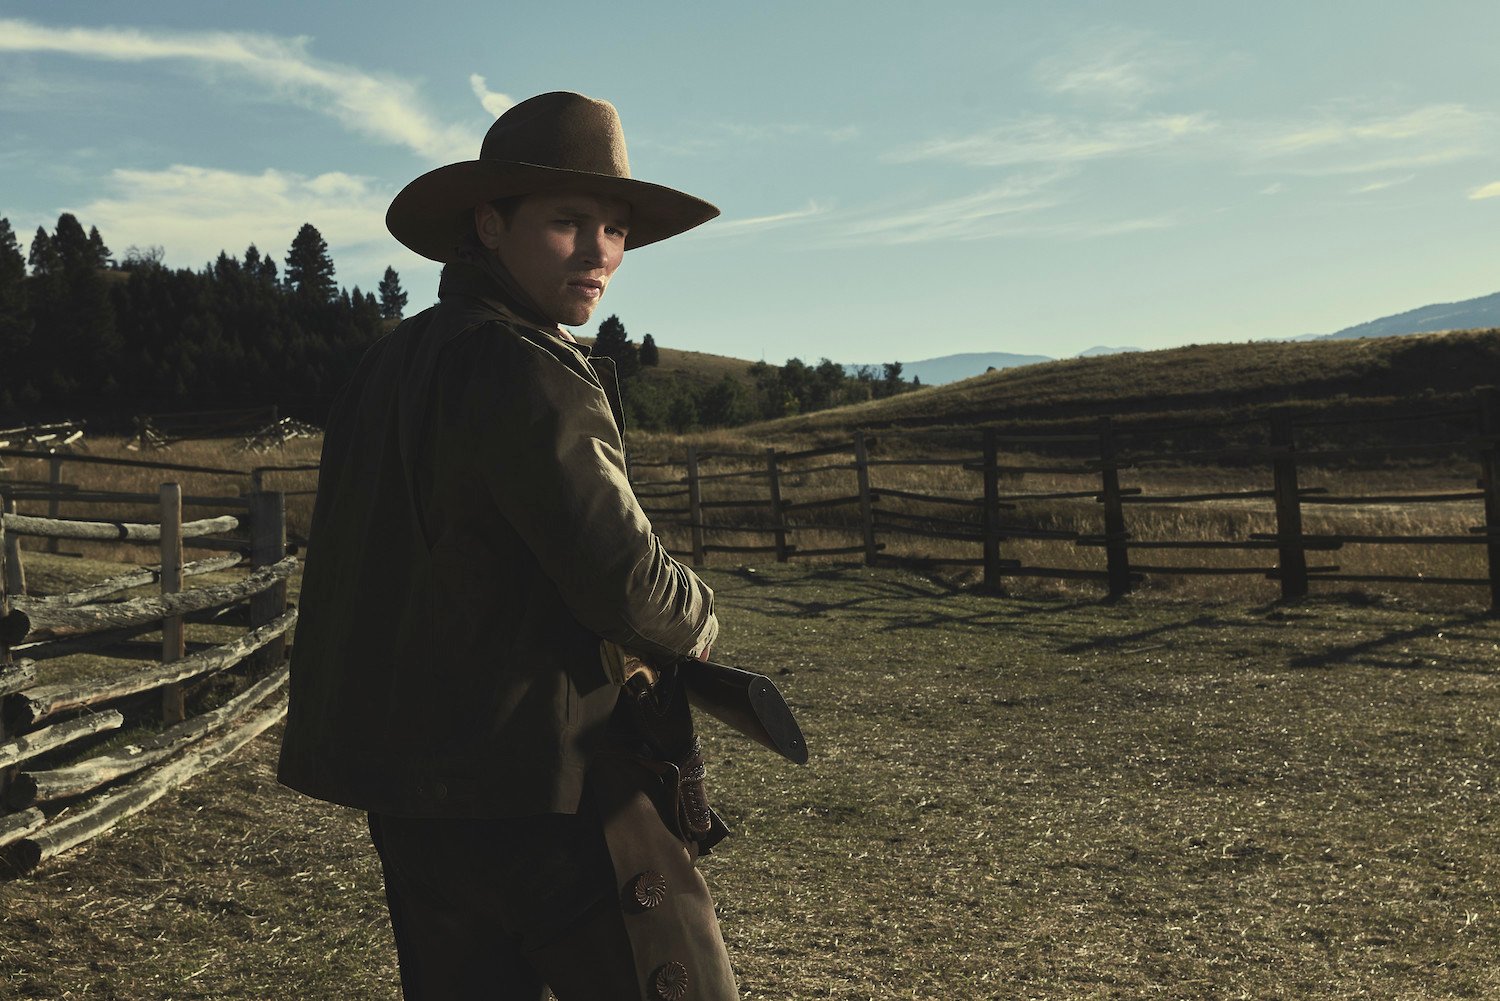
[600,639,660,687]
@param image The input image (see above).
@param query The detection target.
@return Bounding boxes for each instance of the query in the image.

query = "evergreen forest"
[0,214,917,431]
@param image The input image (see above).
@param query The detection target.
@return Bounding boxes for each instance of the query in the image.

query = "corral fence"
[630,388,1500,611]
[0,421,86,452]
[0,447,319,554]
[129,405,319,453]
[0,472,295,873]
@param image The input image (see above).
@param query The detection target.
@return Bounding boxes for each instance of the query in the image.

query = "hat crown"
[479,91,631,180]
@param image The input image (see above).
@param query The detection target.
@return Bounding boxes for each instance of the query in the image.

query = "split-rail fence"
[0,467,294,873]
[632,388,1500,611]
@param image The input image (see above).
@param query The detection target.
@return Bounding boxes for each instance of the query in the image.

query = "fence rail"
[0,482,294,873]
[629,388,1500,610]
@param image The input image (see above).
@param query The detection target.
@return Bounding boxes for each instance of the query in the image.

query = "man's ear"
[474,202,503,251]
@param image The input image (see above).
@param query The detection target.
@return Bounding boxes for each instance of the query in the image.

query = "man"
[278,92,738,1000]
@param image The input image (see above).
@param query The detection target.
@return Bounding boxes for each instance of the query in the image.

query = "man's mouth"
[568,278,604,299]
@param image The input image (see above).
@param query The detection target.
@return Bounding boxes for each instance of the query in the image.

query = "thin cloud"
[74,164,392,271]
[1350,174,1416,195]
[1469,181,1500,200]
[1247,103,1491,175]
[1260,103,1485,154]
[887,113,1214,168]
[830,172,1070,245]
[1034,28,1192,107]
[641,121,859,157]
[468,74,514,118]
[698,200,827,238]
[0,18,479,162]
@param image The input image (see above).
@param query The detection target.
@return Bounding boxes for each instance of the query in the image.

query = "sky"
[2,2,1497,366]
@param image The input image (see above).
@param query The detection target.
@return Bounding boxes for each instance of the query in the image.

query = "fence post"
[46,455,62,555]
[1476,387,1500,614]
[1269,411,1308,601]
[160,482,186,724]
[1,508,13,803]
[1098,418,1132,598]
[854,432,877,566]
[248,489,288,673]
[686,445,705,568]
[982,429,1002,589]
[766,448,788,563]
[2,496,24,597]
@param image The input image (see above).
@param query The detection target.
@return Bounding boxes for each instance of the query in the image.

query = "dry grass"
[627,429,1494,610]
[1,437,321,568]
[2,563,1497,999]
[2,433,1497,998]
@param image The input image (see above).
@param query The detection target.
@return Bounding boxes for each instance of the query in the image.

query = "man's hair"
[489,195,525,227]
[462,194,528,253]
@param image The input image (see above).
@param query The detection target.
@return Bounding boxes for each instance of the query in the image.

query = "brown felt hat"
[386,91,719,261]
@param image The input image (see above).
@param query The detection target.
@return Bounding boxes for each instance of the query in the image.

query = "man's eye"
[606,226,628,238]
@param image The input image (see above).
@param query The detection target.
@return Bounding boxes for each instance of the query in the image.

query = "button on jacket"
[277,261,719,818]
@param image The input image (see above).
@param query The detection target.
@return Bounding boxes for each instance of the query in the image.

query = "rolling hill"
[743,326,1500,442]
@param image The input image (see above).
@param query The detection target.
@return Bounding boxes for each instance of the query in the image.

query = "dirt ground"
[2,563,1498,1000]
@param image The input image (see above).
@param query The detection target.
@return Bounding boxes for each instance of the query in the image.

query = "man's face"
[476,190,631,327]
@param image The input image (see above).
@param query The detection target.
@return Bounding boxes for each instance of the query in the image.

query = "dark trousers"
[368,810,640,1000]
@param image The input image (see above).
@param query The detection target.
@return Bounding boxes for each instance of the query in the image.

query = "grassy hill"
[575,337,758,390]
[743,327,1500,446]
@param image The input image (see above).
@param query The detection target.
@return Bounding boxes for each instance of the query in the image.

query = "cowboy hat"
[386,91,719,261]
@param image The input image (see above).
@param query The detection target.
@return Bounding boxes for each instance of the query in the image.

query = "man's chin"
[555,305,599,328]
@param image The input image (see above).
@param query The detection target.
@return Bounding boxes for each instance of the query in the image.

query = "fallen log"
[11,667,286,807]
[2,512,240,543]
[17,557,294,642]
[0,709,124,770]
[7,606,296,727]
[2,696,287,872]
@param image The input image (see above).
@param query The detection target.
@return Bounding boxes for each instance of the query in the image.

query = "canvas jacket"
[277,262,719,818]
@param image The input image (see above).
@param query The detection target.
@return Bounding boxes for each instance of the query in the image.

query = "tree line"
[0,214,404,424]
[587,314,921,434]
[0,213,916,433]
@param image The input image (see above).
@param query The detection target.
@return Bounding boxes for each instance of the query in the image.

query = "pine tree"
[640,332,660,366]
[593,313,639,377]
[87,225,113,268]
[378,266,407,320]
[28,227,59,276]
[0,219,33,412]
[52,213,92,270]
[284,223,336,303]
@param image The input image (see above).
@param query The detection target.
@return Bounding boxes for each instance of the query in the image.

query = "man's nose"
[577,225,610,267]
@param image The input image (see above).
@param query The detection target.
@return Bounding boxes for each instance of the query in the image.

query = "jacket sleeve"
[459,322,718,662]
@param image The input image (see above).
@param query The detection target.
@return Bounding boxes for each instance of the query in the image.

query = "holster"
[587,750,739,1000]
[620,665,729,853]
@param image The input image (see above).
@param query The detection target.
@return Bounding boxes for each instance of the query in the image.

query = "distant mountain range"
[872,352,1052,385]
[851,347,1136,385]
[1297,289,1500,341]
[870,288,1500,385]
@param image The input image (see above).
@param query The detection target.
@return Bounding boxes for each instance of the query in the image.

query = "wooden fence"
[631,389,1500,610]
[0,421,86,452]
[0,481,294,873]
[0,447,320,553]
[128,405,319,452]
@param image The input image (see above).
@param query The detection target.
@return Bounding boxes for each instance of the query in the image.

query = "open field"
[2,560,1498,999]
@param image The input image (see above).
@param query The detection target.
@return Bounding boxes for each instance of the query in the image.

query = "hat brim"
[386,160,720,263]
